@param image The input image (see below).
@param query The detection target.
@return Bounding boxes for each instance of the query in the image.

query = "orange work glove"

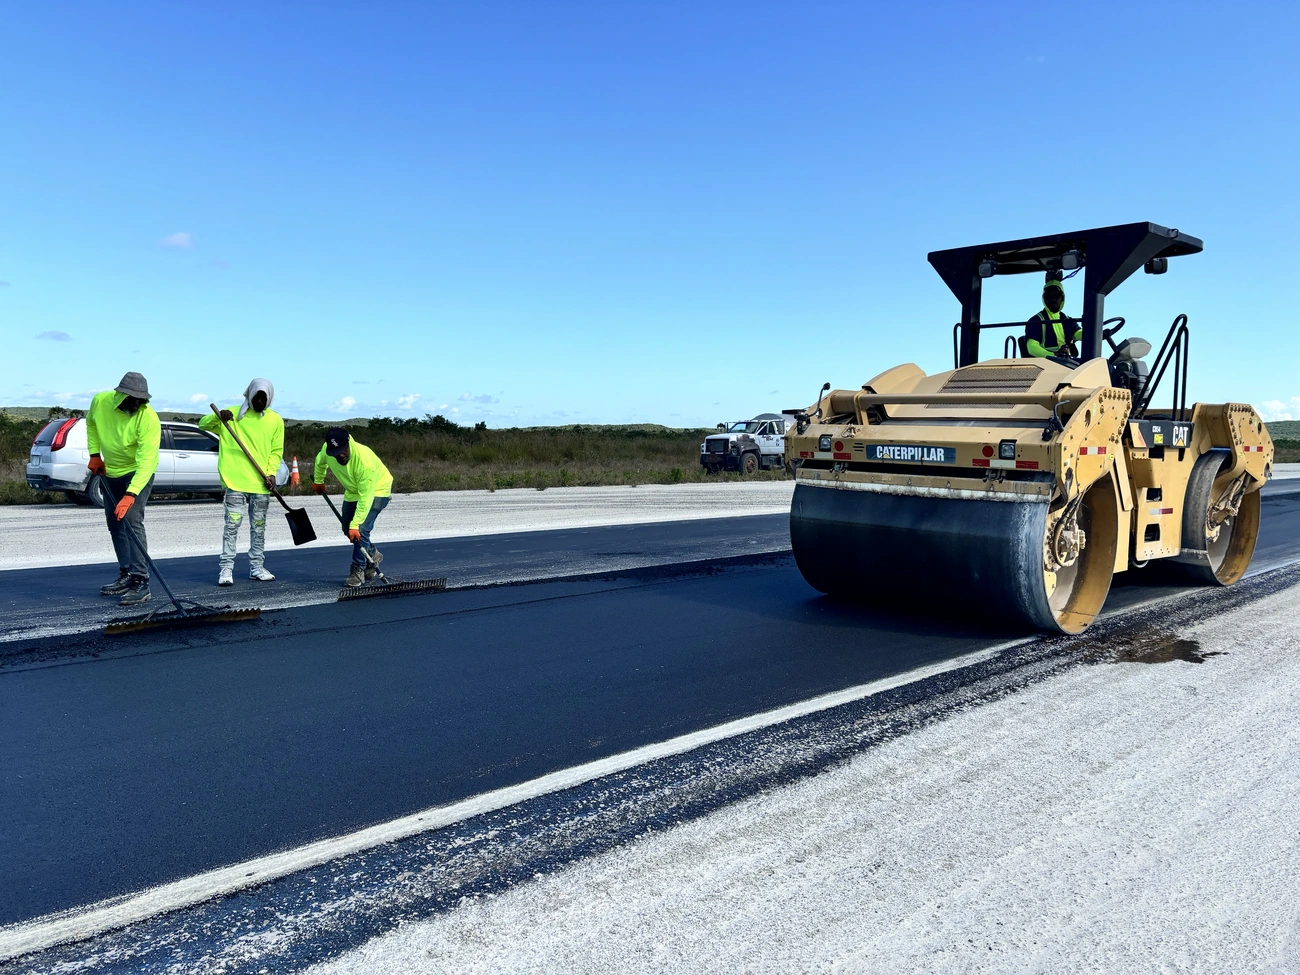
[347,528,361,542]
[87,455,106,476]
[114,493,136,520]
[312,482,327,494]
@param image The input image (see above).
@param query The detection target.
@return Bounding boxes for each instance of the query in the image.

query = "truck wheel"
[740,452,760,475]
[704,463,720,475]
[64,491,94,506]
[87,478,108,509]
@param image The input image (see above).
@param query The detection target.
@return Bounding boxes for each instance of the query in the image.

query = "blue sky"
[3,1,1297,425]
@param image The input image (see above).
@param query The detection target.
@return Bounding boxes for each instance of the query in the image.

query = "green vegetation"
[281,415,778,494]
[0,409,782,504]
[0,411,64,504]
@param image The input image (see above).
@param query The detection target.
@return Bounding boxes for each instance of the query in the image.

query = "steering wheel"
[1101,317,1126,354]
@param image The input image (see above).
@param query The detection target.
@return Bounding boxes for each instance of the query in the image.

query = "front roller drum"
[790,478,1120,634]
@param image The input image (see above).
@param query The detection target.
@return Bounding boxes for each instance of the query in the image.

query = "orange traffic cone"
[290,456,300,487]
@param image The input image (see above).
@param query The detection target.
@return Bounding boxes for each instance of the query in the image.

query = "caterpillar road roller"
[784,223,1274,633]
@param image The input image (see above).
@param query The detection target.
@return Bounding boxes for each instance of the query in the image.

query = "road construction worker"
[85,372,161,605]
[1024,275,1083,359]
[312,427,393,587]
[199,378,284,587]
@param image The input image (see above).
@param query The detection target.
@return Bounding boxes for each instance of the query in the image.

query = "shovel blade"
[285,506,317,545]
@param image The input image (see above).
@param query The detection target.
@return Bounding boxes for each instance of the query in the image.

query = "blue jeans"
[221,490,271,572]
[340,495,389,568]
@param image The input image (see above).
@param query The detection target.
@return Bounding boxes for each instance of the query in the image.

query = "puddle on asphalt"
[1086,628,1225,665]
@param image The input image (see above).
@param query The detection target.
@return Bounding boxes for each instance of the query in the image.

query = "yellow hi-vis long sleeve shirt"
[85,390,161,496]
[199,407,285,494]
[313,436,393,529]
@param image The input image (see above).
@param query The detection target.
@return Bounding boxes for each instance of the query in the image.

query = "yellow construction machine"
[784,223,1273,633]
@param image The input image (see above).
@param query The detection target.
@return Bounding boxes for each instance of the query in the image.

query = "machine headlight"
[818,435,832,452]
[998,440,1017,461]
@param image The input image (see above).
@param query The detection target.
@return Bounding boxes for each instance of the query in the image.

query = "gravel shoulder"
[310,577,1300,975]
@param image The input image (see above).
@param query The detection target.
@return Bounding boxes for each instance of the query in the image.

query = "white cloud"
[35,330,71,342]
[189,393,207,404]
[1259,397,1300,422]
[439,403,449,410]
[396,393,421,410]
[160,232,193,249]
[330,396,357,413]
[459,392,500,404]
[450,407,460,415]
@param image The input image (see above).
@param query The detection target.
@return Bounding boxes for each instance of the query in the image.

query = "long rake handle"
[99,476,184,612]
[209,403,294,513]
[319,492,383,574]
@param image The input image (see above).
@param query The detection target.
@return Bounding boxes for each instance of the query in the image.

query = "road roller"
[784,222,1274,633]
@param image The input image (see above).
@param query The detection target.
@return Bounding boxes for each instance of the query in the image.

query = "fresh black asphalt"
[0,514,791,641]
[2,484,1299,928]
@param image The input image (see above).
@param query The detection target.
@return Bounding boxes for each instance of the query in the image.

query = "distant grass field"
[2,408,1296,505]
[0,410,780,504]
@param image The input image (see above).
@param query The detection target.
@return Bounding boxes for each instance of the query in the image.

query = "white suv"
[26,416,224,506]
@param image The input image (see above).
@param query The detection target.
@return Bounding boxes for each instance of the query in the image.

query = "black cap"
[324,427,350,457]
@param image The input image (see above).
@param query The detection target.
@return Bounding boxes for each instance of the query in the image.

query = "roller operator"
[1024,274,1083,359]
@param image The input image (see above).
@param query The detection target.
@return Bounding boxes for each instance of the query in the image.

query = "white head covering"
[238,378,275,420]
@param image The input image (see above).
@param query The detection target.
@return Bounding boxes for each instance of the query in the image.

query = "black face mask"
[118,396,146,414]
[251,392,268,412]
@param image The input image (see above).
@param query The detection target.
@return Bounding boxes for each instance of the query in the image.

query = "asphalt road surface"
[2,483,1298,929]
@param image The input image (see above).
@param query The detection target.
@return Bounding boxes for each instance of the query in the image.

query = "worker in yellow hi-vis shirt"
[85,371,161,606]
[312,426,393,587]
[199,378,285,587]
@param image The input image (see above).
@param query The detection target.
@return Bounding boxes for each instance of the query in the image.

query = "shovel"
[210,403,317,546]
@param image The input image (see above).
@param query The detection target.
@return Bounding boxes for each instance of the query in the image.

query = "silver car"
[26,416,224,506]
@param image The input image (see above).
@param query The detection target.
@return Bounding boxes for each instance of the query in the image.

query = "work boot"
[119,576,151,606]
[344,566,366,588]
[249,567,275,582]
[364,549,383,580]
[101,569,131,596]
[218,568,234,587]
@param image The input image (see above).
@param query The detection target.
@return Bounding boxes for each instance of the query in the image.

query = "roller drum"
[789,479,1114,633]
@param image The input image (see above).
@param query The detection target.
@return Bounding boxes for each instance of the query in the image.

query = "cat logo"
[1172,424,1191,447]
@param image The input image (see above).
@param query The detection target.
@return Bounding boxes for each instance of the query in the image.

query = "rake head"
[104,606,262,636]
[336,577,448,602]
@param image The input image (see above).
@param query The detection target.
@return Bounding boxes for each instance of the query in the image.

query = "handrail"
[955,320,1035,368]
[1003,335,1019,358]
[853,391,1065,408]
[1134,314,1190,420]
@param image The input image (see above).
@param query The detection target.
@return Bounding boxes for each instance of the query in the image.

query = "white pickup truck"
[699,413,792,475]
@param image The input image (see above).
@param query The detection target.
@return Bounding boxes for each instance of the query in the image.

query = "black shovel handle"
[209,403,292,512]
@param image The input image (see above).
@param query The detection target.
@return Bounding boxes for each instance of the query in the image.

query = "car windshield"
[728,422,762,433]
